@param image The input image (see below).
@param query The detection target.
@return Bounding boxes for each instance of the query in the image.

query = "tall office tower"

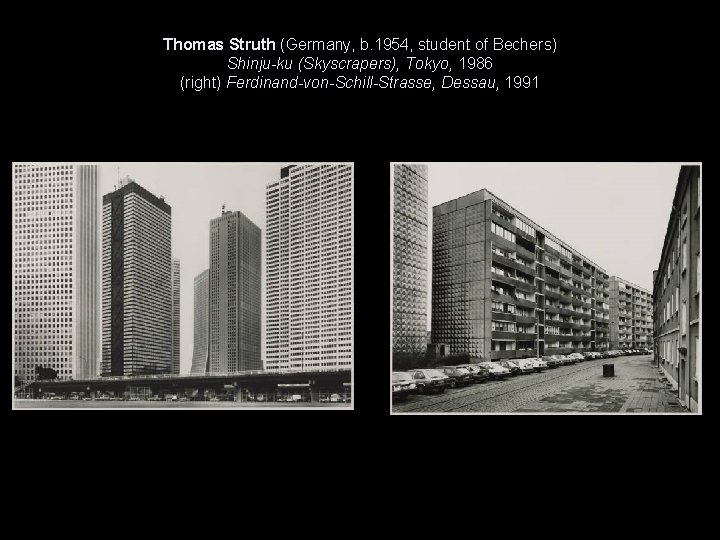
[172,258,180,374]
[191,269,209,373]
[609,276,653,350]
[392,164,428,359]
[208,209,261,372]
[13,163,99,382]
[432,188,610,360]
[101,177,172,376]
[653,165,701,412]
[265,164,354,371]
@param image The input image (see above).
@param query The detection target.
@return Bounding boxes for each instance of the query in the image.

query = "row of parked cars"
[392,348,652,401]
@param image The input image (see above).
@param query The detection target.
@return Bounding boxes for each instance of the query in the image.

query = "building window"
[696,253,701,294]
[695,335,700,381]
[491,221,515,243]
[682,239,688,273]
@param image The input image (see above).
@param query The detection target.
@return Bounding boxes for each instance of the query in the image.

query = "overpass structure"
[19,368,352,403]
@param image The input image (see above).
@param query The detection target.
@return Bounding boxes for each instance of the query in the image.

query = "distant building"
[653,165,701,412]
[208,209,261,372]
[13,163,99,381]
[265,164,353,370]
[102,178,172,376]
[392,164,428,358]
[191,269,209,373]
[172,258,180,374]
[609,277,653,350]
[432,188,610,360]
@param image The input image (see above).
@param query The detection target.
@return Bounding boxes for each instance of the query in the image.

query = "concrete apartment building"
[432,188,610,361]
[190,269,209,373]
[265,164,353,371]
[609,277,653,350]
[653,165,701,412]
[101,178,172,376]
[392,164,428,359]
[207,209,262,372]
[172,258,180,374]
[13,163,99,382]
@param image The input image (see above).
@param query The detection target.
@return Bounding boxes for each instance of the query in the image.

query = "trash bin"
[603,364,614,377]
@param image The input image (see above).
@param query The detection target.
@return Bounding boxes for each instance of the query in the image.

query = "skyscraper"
[172,258,180,374]
[191,269,209,373]
[208,209,261,372]
[13,163,99,381]
[609,276,653,350]
[393,164,428,359]
[101,177,172,376]
[265,164,353,371]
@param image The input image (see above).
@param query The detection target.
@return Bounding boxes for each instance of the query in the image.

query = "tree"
[35,365,58,381]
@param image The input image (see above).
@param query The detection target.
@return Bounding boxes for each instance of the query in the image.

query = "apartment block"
[609,277,653,350]
[653,165,701,412]
[102,178,172,376]
[432,189,610,361]
[191,269,209,373]
[208,209,262,372]
[265,164,353,371]
[13,163,99,381]
[392,164,428,358]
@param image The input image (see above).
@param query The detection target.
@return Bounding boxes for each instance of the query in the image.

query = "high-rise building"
[172,258,180,374]
[13,163,99,382]
[653,165,701,412]
[208,209,261,372]
[191,269,209,373]
[101,178,172,376]
[265,164,353,371]
[392,164,428,359]
[609,276,653,350]
[432,188,610,360]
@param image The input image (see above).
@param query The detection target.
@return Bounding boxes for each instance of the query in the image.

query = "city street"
[15,400,346,409]
[394,354,687,413]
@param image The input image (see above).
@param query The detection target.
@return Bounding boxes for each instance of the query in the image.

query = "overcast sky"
[424,162,685,328]
[97,163,284,374]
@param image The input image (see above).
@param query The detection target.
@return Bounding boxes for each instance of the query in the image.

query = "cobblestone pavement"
[14,400,347,409]
[393,355,688,413]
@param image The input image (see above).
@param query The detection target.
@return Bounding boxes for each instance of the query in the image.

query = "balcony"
[516,314,536,325]
[515,297,536,309]
[491,311,516,322]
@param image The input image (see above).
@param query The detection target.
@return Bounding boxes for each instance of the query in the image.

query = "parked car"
[497,360,522,376]
[542,356,561,368]
[438,366,473,388]
[477,362,511,380]
[512,358,537,373]
[568,353,585,362]
[392,371,416,402]
[408,369,447,394]
[458,364,491,382]
[527,357,548,372]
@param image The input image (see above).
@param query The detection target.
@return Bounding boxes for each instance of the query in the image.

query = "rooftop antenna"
[222,202,226,213]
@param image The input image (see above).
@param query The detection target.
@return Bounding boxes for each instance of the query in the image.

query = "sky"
[97,162,284,374]
[424,162,685,328]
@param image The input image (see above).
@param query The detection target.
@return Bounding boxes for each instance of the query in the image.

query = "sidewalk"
[515,355,688,413]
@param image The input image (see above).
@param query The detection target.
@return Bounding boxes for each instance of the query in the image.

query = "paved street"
[394,354,687,413]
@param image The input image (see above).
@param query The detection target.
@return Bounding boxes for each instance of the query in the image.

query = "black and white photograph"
[13,162,353,409]
[391,163,701,414]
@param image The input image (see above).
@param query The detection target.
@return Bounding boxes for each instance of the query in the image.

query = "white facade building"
[265,164,353,370]
[13,163,99,381]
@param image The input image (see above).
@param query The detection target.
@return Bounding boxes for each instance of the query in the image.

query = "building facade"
[191,269,209,373]
[101,178,172,376]
[609,276,653,350]
[653,165,701,412]
[392,164,428,360]
[265,164,353,371]
[432,188,610,361]
[208,210,261,372]
[172,258,180,374]
[13,163,99,382]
